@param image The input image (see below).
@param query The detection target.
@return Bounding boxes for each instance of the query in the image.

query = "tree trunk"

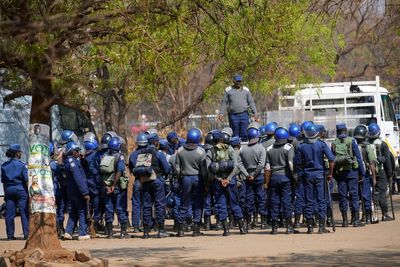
[24,82,62,251]
[98,64,114,132]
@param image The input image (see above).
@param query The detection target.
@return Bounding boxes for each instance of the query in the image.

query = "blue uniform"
[128,149,143,228]
[333,136,365,214]
[130,145,170,227]
[64,156,89,237]
[1,158,29,239]
[295,138,335,220]
[83,150,102,222]
[50,160,68,228]
[102,151,128,224]
[292,138,306,217]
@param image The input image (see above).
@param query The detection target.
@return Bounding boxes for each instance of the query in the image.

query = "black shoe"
[341,213,349,228]
[94,221,103,233]
[204,216,211,231]
[278,214,285,228]
[192,223,204,237]
[293,214,301,228]
[214,220,223,231]
[176,223,185,237]
[238,218,247,235]
[352,212,364,227]
[261,215,268,229]
[133,226,141,233]
[365,211,372,225]
[120,222,130,239]
[57,223,65,239]
[286,218,299,234]
[271,220,278,235]
[307,218,314,234]
[228,214,235,228]
[157,224,170,238]
[106,222,113,239]
[143,225,150,239]
[326,217,333,227]
[7,237,16,241]
[318,219,330,234]
[382,214,394,222]
[185,218,193,232]
[222,220,230,236]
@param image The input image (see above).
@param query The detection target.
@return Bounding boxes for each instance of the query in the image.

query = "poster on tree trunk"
[28,123,56,214]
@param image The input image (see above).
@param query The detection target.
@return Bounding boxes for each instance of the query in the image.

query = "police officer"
[203,131,216,231]
[63,142,90,240]
[265,128,297,234]
[218,74,258,141]
[368,123,394,221]
[175,128,207,237]
[296,123,335,234]
[166,131,180,155]
[230,136,247,221]
[260,122,277,148]
[238,126,268,230]
[353,124,376,224]
[82,133,102,233]
[207,130,245,236]
[131,133,171,238]
[332,123,365,227]
[1,144,29,240]
[100,137,129,239]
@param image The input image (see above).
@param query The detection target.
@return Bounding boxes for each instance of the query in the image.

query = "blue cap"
[9,144,21,152]
[233,74,243,82]
[159,138,168,149]
[148,133,159,143]
[336,123,347,131]
[167,131,178,142]
[230,136,241,146]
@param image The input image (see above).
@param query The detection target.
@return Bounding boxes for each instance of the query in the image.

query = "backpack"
[333,137,358,172]
[133,149,157,183]
[209,144,234,174]
[100,153,129,189]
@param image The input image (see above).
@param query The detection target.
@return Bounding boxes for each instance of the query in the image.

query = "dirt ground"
[1,196,400,266]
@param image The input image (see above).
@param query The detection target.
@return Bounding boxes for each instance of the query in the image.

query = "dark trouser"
[337,171,359,213]
[246,174,268,216]
[55,185,68,226]
[65,197,87,236]
[228,112,249,141]
[238,181,247,216]
[4,186,29,238]
[269,174,292,220]
[294,175,305,216]
[131,179,142,227]
[104,187,128,224]
[362,174,372,212]
[142,177,166,226]
[178,175,204,224]
[376,170,389,213]
[304,175,326,219]
[213,177,243,221]
[89,191,101,222]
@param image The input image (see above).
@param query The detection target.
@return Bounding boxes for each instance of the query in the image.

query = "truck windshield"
[381,95,396,123]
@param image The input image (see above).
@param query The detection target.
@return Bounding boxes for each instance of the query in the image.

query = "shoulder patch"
[242,86,250,91]
[284,143,293,150]
[68,158,73,162]
[119,155,124,160]
[70,162,76,168]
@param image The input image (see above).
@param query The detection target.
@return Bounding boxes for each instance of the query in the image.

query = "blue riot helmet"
[205,131,214,145]
[187,128,202,144]
[167,131,179,143]
[247,127,260,140]
[66,142,81,154]
[301,121,313,132]
[136,133,148,147]
[265,122,278,135]
[108,137,121,151]
[212,130,224,142]
[221,127,233,144]
[259,126,267,137]
[288,124,301,138]
[368,123,381,138]
[230,136,241,147]
[84,132,97,143]
[275,127,289,140]
[61,130,78,145]
[353,124,368,140]
[84,139,99,151]
[49,142,55,156]
[145,128,158,135]
[304,123,319,139]
[100,131,118,149]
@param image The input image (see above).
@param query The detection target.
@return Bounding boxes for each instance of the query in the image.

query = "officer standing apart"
[332,123,366,227]
[1,144,29,240]
[63,142,90,240]
[219,74,258,141]
[296,123,335,234]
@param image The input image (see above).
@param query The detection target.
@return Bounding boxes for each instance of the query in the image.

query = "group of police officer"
[1,120,396,240]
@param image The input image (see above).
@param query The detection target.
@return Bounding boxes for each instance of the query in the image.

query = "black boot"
[143,225,150,239]
[365,211,372,225]
[238,218,247,234]
[251,213,257,228]
[94,221,103,233]
[307,218,314,234]
[350,211,354,225]
[313,213,319,227]
[214,219,223,231]
[261,215,268,229]
[222,220,230,236]
[229,214,235,228]
[318,218,330,234]
[286,218,299,234]
[106,222,113,239]
[382,213,394,221]
[353,212,364,227]
[246,215,253,230]
[176,223,184,237]
[192,222,204,237]
[185,218,193,232]
[293,214,301,228]
[204,216,211,230]
[278,214,284,227]
[342,212,349,228]
[57,223,65,239]
[133,226,141,233]
[157,224,170,238]
[271,220,278,235]
[120,222,129,239]
[326,216,333,227]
